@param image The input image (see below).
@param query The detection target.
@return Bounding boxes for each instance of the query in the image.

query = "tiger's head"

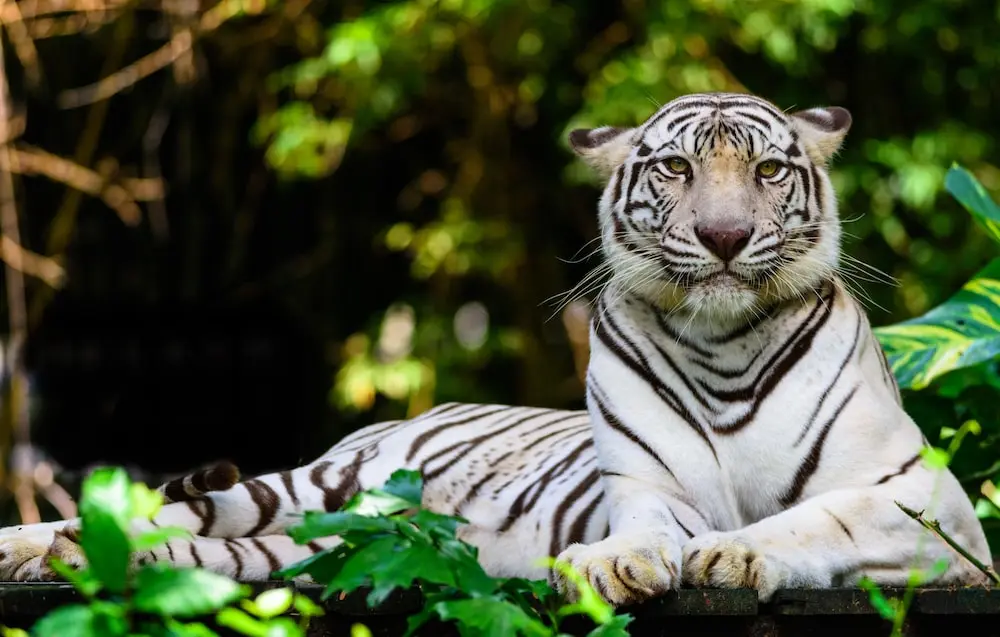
[570,92,851,322]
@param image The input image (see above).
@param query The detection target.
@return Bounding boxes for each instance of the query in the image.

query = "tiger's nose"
[695,223,752,262]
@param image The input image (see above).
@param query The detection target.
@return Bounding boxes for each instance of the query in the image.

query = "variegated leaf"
[874,257,1000,390]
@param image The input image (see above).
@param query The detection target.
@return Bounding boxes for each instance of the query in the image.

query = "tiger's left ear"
[790,107,852,166]
[568,126,637,181]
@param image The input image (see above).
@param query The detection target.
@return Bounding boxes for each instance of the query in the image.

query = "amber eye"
[757,160,782,178]
[664,157,690,175]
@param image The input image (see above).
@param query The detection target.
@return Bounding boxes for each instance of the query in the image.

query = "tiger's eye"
[757,160,781,178]
[665,157,690,175]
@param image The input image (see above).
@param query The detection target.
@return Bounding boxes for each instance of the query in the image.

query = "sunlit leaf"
[129,482,165,520]
[546,558,615,625]
[242,587,293,619]
[858,577,899,621]
[216,608,268,637]
[133,526,193,551]
[292,592,325,618]
[78,468,133,594]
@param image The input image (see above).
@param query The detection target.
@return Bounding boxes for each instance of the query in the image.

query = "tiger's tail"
[156,461,241,504]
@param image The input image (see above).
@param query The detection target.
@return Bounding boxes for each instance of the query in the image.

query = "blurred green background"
[0,0,998,524]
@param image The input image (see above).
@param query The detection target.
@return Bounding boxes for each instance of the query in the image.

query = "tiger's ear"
[790,107,852,166]
[568,126,637,180]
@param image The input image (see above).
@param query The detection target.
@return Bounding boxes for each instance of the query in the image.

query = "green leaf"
[215,608,269,637]
[242,587,293,619]
[133,526,193,551]
[874,257,1000,390]
[161,619,222,637]
[321,536,402,598]
[130,482,166,520]
[79,468,133,594]
[364,541,461,606]
[858,577,899,621]
[286,511,396,544]
[351,624,373,637]
[32,603,128,637]
[945,165,1000,245]
[584,615,634,637]
[292,592,325,618]
[259,618,304,637]
[275,542,352,581]
[427,598,551,637]
[133,565,250,618]
[342,489,419,517]
[381,469,424,505]
[545,559,615,625]
[47,558,102,597]
[920,446,951,470]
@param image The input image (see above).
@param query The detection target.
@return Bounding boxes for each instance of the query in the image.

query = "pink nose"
[695,224,752,262]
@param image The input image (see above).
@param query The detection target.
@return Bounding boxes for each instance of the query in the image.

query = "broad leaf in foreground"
[78,468,133,594]
[132,565,250,617]
[874,257,1000,390]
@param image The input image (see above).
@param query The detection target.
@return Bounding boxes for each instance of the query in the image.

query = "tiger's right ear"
[568,126,637,180]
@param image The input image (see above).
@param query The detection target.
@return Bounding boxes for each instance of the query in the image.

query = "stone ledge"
[0,582,997,636]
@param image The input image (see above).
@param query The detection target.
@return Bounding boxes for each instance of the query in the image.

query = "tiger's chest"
[593,293,866,526]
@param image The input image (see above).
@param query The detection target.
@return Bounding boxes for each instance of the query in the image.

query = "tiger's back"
[318,403,605,578]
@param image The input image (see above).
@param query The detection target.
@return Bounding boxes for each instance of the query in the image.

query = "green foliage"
[874,166,1000,391]
[874,257,1000,391]
[6,469,319,637]
[863,167,1000,631]
[283,469,632,637]
[10,467,629,637]
[872,167,1000,551]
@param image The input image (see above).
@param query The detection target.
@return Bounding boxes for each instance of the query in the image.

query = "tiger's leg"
[682,462,991,601]
[552,472,711,606]
[137,534,342,581]
[21,531,342,582]
[0,459,352,581]
[0,462,244,580]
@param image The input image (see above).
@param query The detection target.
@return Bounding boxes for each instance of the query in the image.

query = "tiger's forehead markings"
[639,93,794,157]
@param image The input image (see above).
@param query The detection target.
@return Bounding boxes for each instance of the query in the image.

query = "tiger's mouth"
[683,267,758,290]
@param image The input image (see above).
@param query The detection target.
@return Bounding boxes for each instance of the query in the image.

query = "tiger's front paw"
[682,532,789,601]
[553,532,680,606]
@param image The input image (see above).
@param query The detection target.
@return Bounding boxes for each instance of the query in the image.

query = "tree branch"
[895,500,1000,585]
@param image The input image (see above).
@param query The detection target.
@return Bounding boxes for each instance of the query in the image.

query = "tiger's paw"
[682,532,789,601]
[553,532,681,606]
[0,525,85,581]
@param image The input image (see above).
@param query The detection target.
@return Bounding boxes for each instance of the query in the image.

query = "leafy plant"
[874,165,1000,391]
[874,165,1000,536]
[2,467,320,637]
[865,165,1000,633]
[280,469,632,637]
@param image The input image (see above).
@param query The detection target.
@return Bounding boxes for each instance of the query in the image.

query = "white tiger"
[0,92,989,607]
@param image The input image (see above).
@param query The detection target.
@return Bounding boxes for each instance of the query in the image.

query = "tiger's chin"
[640,274,761,324]
[681,274,760,321]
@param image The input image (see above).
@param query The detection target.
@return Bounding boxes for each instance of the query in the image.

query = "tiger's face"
[570,92,851,321]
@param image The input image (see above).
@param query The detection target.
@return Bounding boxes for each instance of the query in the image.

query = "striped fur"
[0,93,988,607]
[156,461,242,504]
